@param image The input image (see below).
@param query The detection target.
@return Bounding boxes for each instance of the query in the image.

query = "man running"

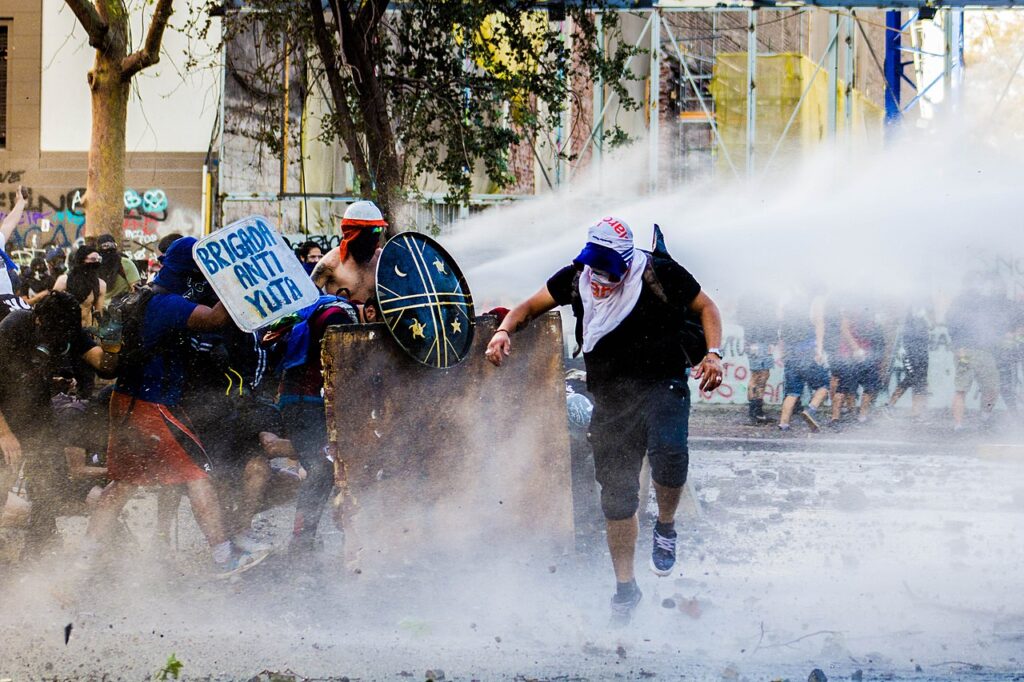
[485,217,723,625]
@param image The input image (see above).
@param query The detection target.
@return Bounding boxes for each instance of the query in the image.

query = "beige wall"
[0,0,208,262]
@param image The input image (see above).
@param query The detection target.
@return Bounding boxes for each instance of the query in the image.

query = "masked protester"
[296,241,324,276]
[53,245,106,327]
[0,291,118,555]
[0,186,31,321]
[269,294,358,558]
[96,234,141,306]
[485,217,724,626]
[309,201,385,301]
[46,247,67,279]
[81,237,267,577]
[20,256,56,306]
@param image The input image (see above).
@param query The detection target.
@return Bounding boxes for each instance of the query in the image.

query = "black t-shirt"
[0,310,96,442]
[546,259,701,396]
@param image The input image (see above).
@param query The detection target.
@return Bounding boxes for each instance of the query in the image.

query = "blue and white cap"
[573,217,635,282]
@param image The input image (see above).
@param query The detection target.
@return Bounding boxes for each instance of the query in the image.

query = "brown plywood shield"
[322,311,573,567]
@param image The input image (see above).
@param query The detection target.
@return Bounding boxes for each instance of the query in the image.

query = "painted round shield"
[376,232,475,368]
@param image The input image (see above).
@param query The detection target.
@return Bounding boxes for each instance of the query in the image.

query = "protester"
[886,304,932,419]
[0,186,32,320]
[82,237,266,576]
[0,291,118,555]
[19,256,56,306]
[777,284,829,431]
[45,247,67,279]
[737,292,777,424]
[296,241,324,275]
[157,233,183,256]
[53,244,107,327]
[309,201,386,301]
[948,272,1006,431]
[830,302,884,426]
[96,233,141,306]
[485,217,723,625]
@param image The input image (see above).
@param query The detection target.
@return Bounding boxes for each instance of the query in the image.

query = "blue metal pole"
[884,10,902,124]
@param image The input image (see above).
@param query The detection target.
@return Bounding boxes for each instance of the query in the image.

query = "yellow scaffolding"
[709,52,884,171]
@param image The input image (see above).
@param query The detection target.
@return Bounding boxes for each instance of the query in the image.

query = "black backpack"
[106,285,157,377]
[569,224,708,366]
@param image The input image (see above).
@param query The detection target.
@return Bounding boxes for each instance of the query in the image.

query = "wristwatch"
[706,347,723,359]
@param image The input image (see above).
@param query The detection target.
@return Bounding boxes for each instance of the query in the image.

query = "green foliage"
[188,1,641,207]
[155,653,183,681]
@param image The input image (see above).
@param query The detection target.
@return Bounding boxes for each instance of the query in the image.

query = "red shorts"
[106,391,210,486]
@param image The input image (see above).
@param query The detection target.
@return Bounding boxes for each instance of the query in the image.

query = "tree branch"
[63,0,111,52]
[121,0,174,81]
[309,0,372,189]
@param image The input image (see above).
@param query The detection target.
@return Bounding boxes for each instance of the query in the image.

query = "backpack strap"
[570,269,584,357]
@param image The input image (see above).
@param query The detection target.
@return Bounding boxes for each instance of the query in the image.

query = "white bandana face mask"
[589,269,621,299]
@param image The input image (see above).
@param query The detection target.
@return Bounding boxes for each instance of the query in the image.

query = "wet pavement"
[1,406,1022,681]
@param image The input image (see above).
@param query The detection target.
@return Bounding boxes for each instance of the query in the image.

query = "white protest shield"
[192,216,320,332]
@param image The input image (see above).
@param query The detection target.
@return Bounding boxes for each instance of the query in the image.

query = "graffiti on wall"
[0,175,173,260]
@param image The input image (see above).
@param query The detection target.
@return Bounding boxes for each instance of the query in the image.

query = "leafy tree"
[64,0,176,238]
[193,0,641,228]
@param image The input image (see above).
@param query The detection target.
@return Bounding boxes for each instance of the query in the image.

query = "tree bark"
[332,0,404,231]
[86,50,130,239]
[66,0,174,240]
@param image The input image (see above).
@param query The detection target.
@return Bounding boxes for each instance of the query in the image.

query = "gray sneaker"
[213,548,269,579]
[609,586,643,627]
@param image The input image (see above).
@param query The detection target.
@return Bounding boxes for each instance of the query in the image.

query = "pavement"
[688,404,1024,454]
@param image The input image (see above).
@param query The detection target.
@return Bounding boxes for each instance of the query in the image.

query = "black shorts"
[835,358,883,395]
[588,379,690,521]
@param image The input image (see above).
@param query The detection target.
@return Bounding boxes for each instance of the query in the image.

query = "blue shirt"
[115,293,197,406]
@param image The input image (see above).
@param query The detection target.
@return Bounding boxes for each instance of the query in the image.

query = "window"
[0,25,7,149]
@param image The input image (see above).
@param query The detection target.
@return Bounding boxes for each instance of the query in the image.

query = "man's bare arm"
[485,286,558,366]
[187,301,231,332]
[689,291,725,392]
[1,187,27,243]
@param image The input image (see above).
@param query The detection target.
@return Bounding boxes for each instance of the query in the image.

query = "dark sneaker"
[650,527,677,577]
[609,586,643,627]
[214,548,268,579]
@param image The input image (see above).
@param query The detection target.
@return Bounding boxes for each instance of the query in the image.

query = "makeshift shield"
[375,232,474,369]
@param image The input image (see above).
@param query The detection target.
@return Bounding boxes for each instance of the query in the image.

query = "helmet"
[342,201,387,227]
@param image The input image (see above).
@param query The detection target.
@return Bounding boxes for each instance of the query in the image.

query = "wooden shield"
[322,311,573,566]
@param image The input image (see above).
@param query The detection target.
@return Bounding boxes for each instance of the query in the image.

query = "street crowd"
[736,273,1023,433]
[0,185,1020,623]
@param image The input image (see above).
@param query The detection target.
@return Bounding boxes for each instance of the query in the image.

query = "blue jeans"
[589,379,690,521]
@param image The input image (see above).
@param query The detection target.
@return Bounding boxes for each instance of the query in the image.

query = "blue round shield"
[375,232,475,368]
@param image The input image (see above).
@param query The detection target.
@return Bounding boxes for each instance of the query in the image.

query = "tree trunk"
[85,50,129,240]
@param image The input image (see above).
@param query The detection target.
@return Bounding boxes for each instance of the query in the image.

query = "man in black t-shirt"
[0,292,118,554]
[485,217,723,626]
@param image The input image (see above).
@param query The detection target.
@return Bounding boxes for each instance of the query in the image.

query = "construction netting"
[709,52,885,173]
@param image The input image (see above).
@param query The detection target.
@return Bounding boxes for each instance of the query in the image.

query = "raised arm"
[1,187,28,243]
[484,285,558,367]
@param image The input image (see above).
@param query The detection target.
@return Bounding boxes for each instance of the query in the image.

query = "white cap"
[342,201,387,226]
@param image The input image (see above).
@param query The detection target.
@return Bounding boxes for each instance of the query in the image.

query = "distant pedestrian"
[886,304,931,419]
[737,292,777,424]
[948,272,1005,431]
[777,284,829,431]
